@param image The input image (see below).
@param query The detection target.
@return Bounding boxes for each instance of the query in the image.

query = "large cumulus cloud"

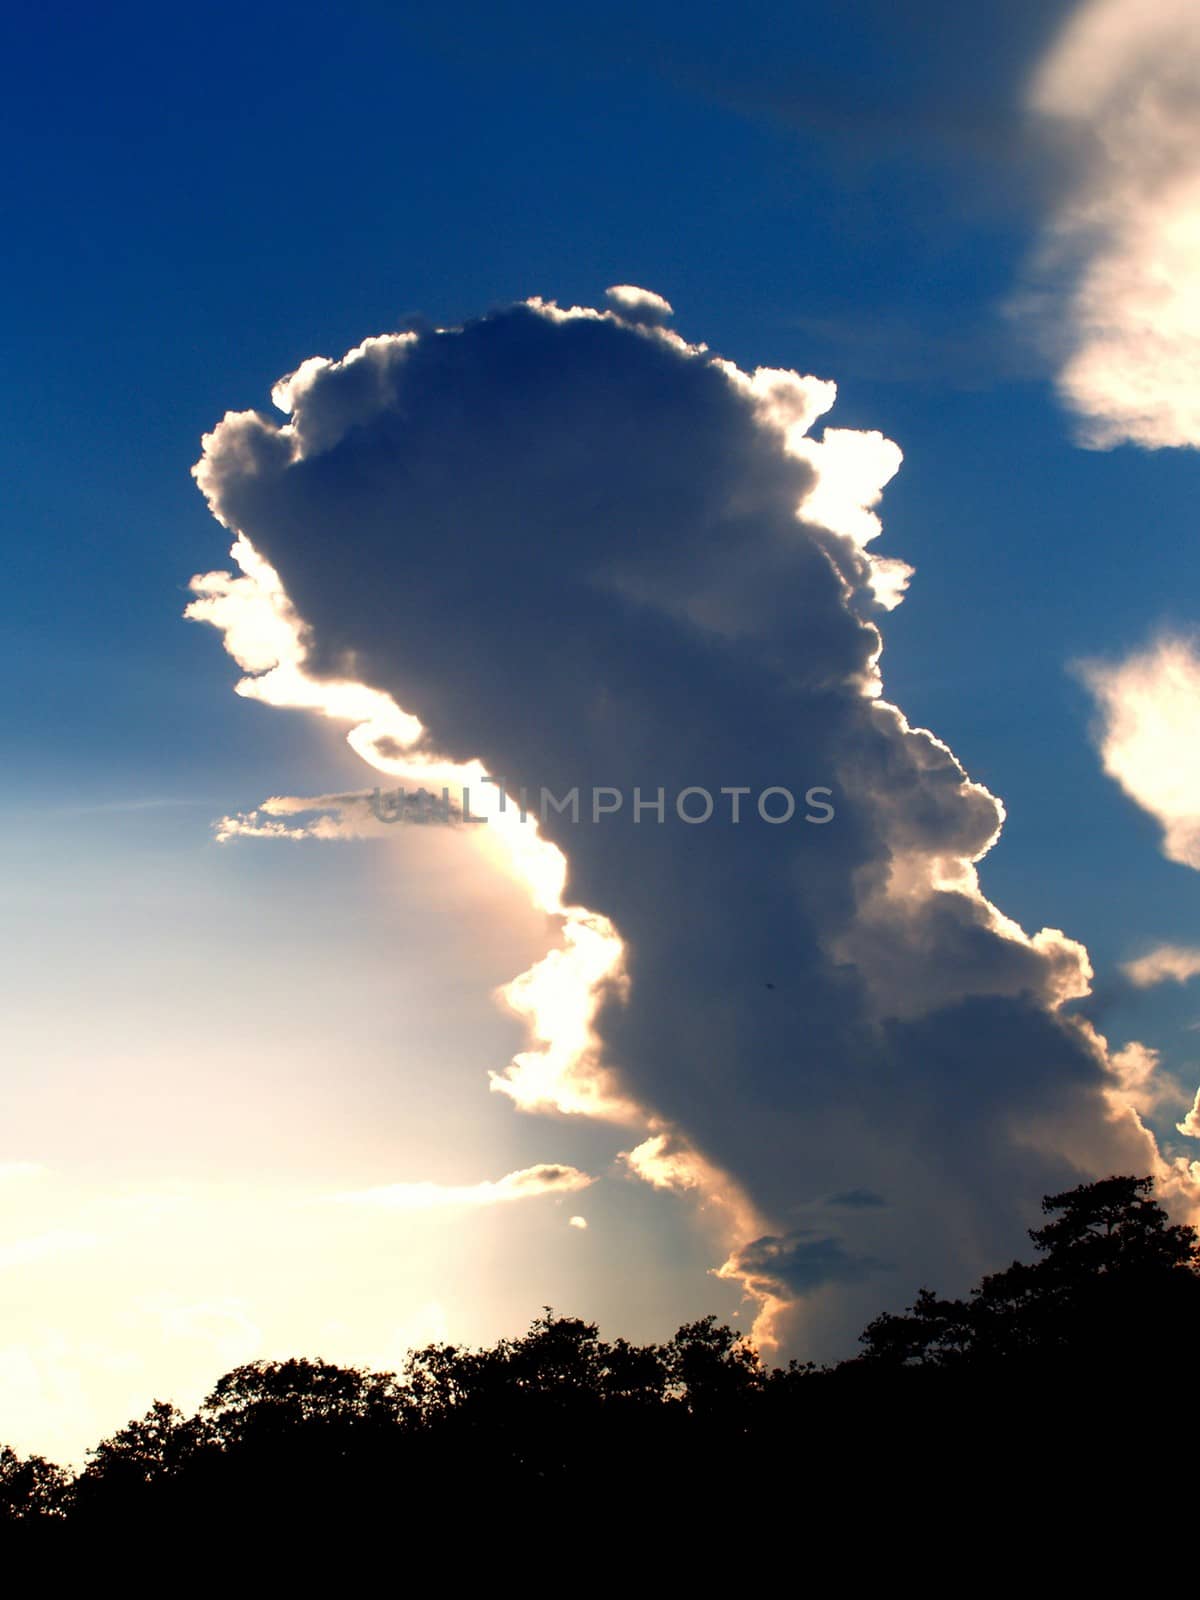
[190,289,1192,1356]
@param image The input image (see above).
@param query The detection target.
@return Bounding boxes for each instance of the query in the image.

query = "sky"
[3,0,1200,1462]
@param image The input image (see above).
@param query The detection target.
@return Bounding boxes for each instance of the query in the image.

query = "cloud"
[190,288,1196,1356]
[827,1188,887,1210]
[568,1215,588,1230]
[605,284,674,325]
[1076,635,1200,867]
[1023,0,1200,447]
[1104,1040,1189,1120]
[185,535,422,748]
[1123,945,1200,988]
[1179,1089,1200,1139]
[620,1133,762,1243]
[720,1229,884,1297]
[337,1163,593,1212]
[188,521,636,1126]
[211,787,479,842]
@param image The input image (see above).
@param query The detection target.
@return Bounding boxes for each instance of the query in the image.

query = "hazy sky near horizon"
[4,0,1200,1463]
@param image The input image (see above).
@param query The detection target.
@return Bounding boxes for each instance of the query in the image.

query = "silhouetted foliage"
[3,1175,1196,1550]
[857,1175,1200,1372]
[0,1445,68,1524]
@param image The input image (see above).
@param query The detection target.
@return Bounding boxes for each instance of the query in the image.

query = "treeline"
[3,1175,1197,1545]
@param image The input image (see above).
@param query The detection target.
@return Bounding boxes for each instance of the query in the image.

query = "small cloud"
[1178,1087,1200,1139]
[1122,945,1200,989]
[1076,636,1200,869]
[337,1162,593,1212]
[1106,1039,1186,1117]
[214,788,470,843]
[568,1215,588,1230]
[827,1187,887,1209]
[605,284,674,324]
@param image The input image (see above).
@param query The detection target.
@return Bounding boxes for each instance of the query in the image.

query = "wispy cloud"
[1123,945,1200,988]
[336,1163,594,1212]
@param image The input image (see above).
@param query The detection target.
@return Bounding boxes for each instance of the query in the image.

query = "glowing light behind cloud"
[0,1165,612,1467]
[186,531,633,1121]
[189,286,1200,1357]
[621,1132,789,1346]
[185,290,928,1344]
[604,284,674,322]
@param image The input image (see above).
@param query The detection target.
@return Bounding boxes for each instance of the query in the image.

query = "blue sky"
[3,0,1200,1460]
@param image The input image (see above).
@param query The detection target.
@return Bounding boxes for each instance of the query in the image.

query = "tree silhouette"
[0,1444,68,1524]
[2,1174,1195,1548]
[857,1174,1200,1373]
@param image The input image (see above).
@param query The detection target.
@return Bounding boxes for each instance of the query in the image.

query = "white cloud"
[1123,945,1200,988]
[604,284,674,323]
[337,1162,594,1211]
[1104,1039,1189,1119]
[212,788,472,842]
[1076,635,1200,867]
[1025,0,1200,448]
